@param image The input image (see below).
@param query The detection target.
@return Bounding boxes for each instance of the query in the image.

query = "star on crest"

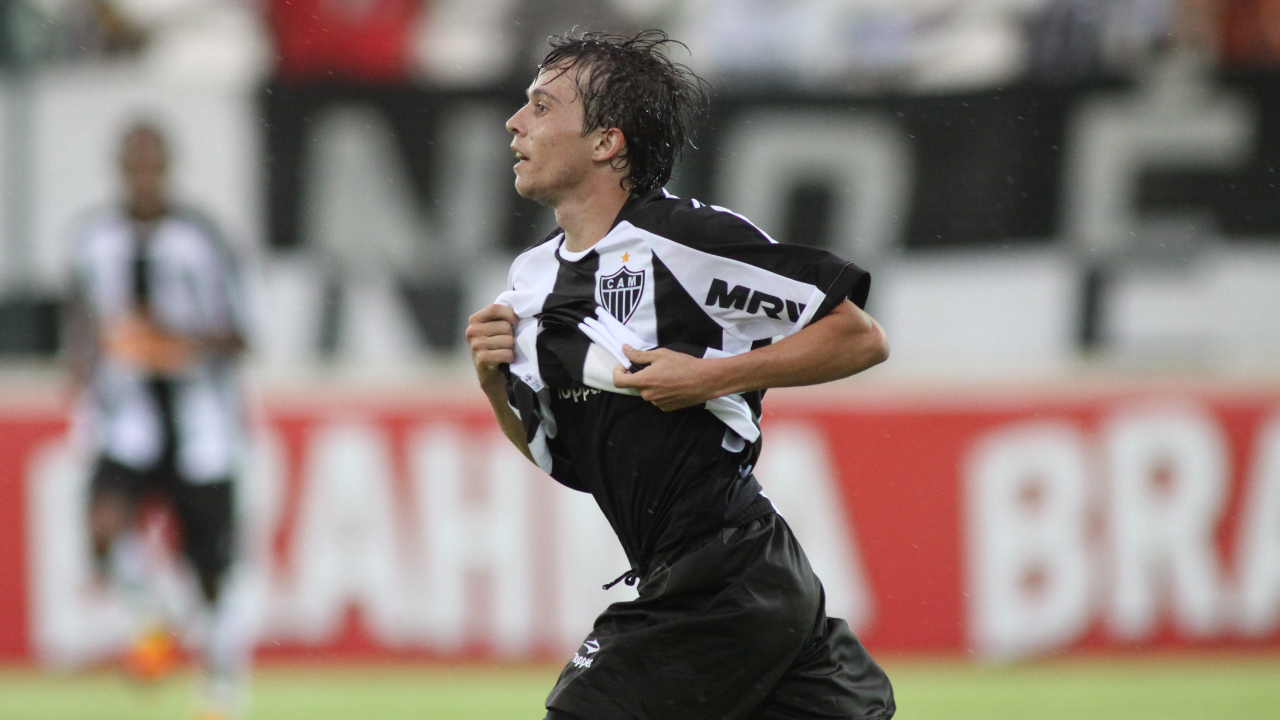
[621,252,631,263]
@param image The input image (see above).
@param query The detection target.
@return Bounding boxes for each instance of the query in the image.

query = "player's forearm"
[706,301,888,396]
[484,383,534,463]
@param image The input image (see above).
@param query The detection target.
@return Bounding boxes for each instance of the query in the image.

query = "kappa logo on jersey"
[705,278,807,322]
[599,267,645,324]
[557,386,601,402]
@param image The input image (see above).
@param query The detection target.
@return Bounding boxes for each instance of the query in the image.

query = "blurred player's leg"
[90,459,180,682]
[178,480,252,720]
[189,573,254,720]
[110,530,180,682]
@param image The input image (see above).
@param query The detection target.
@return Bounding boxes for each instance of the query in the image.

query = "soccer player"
[466,31,896,720]
[67,123,252,720]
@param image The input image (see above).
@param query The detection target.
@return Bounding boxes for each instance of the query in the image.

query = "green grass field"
[2,656,1278,720]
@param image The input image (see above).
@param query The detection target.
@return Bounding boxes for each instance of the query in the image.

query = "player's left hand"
[613,345,717,411]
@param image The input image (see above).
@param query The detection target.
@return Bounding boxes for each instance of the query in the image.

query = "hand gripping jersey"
[501,188,869,569]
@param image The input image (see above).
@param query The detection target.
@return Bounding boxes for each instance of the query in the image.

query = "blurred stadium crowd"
[1,0,1270,88]
[0,0,1276,374]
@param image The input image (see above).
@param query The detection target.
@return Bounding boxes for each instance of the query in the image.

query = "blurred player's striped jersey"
[73,207,247,481]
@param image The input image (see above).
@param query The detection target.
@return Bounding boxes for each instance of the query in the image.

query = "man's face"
[505,65,601,206]
[120,130,168,213]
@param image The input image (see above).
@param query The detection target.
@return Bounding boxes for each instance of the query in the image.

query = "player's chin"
[514,176,555,205]
[513,180,540,202]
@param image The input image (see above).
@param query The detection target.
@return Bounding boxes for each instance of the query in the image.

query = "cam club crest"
[599,266,645,324]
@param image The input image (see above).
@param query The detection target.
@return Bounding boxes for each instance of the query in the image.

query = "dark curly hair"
[538,30,709,194]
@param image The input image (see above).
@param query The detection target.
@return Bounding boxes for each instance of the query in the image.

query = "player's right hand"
[466,304,518,390]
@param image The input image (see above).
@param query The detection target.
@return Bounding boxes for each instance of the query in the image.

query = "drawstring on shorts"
[600,496,775,592]
[602,568,640,590]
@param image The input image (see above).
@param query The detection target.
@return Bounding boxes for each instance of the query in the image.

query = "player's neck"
[128,197,168,223]
[555,178,631,253]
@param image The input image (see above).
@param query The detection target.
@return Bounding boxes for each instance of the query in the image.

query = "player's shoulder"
[71,206,130,270]
[168,205,226,238]
[508,228,564,286]
[619,188,776,252]
[163,206,240,263]
[166,206,230,248]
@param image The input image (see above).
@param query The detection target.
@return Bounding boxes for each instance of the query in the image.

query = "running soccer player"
[466,31,895,720]
[68,123,253,720]
[465,30,896,712]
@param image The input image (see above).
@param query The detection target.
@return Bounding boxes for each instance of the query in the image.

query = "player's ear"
[593,127,626,163]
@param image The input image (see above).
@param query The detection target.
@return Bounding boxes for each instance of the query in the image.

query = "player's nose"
[506,107,526,136]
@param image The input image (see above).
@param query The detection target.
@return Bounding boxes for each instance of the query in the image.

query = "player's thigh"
[747,617,895,720]
[548,517,820,720]
[88,457,146,541]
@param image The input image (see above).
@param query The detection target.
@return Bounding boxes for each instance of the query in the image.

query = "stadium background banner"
[4,386,1280,666]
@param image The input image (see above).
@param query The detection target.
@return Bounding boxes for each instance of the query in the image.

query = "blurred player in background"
[66,122,252,720]
[468,31,895,720]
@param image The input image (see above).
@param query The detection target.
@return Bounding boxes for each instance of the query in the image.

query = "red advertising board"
[5,384,1280,665]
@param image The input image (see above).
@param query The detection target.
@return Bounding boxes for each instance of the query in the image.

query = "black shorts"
[90,455,236,585]
[545,506,895,720]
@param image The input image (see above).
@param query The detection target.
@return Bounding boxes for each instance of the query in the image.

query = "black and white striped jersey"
[500,188,869,568]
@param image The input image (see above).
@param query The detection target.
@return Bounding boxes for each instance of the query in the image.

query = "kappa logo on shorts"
[599,266,644,324]
[570,638,601,669]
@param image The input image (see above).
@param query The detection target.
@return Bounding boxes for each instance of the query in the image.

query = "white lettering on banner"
[1104,405,1229,639]
[27,439,133,666]
[755,423,873,632]
[408,425,534,657]
[28,405,1280,661]
[965,423,1094,660]
[408,424,464,649]
[271,422,411,644]
[1238,415,1280,635]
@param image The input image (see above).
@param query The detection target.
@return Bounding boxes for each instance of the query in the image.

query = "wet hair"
[539,30,709,194]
